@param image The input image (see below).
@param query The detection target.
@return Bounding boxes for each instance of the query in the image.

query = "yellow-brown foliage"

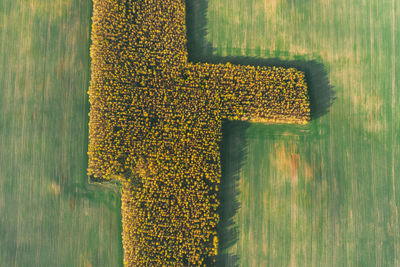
[88,0,310,265]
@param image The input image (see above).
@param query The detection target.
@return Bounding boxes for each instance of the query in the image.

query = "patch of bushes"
[88,0,309,265]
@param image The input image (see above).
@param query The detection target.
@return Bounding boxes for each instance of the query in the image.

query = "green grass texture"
[1,0,399,266]
[0,1,123,266]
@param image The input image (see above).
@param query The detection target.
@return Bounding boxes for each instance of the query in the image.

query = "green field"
[199,0,400,266]
[0,1,122,266]
[1,0,399,266]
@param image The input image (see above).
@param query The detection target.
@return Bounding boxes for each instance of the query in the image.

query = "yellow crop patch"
[88,0,310,265]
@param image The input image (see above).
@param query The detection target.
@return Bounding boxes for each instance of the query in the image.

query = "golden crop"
[88,0,310,265]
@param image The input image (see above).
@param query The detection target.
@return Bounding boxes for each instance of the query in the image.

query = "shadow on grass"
[185,0,335,121]
[214,121,249,267]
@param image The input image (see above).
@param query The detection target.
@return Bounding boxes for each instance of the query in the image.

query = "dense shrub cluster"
[88,0,310,265]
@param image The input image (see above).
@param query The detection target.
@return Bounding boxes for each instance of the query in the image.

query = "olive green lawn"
[204,0,400,266]
[1,0,399,266]
[0,1,122,266]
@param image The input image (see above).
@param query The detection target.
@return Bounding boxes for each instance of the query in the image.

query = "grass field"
[196,0,400,266]
[1,0,399,266]
[0,1,122,266]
